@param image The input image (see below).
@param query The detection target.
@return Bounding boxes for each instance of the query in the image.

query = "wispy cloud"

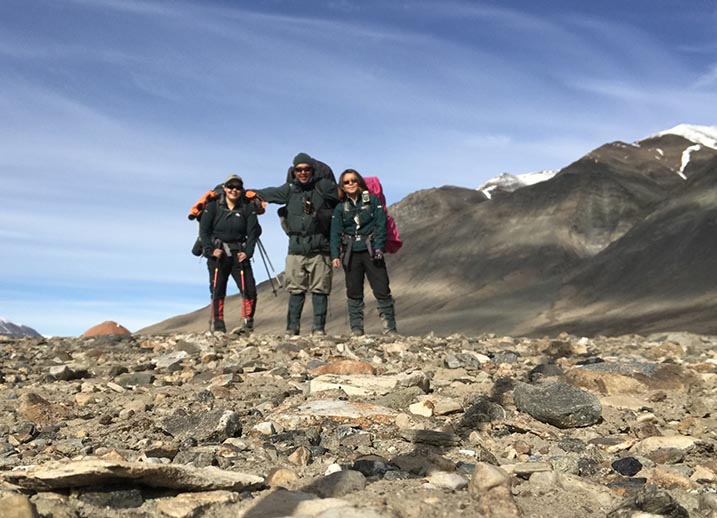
[1,0,716,335]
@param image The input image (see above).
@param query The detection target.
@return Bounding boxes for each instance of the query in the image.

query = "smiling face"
[341,172,360,196]
[294,163,314,184]
[224,182,242,202]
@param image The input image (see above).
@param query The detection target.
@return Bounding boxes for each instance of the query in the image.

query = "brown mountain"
[141,126,717,337]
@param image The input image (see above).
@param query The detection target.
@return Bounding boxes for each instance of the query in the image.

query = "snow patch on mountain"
[679,145,702,179]
[0,317,42,337]
[478,170,558,199]
[653,124,717,150]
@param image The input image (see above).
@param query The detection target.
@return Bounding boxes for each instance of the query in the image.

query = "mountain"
[141,124,717,337]
[0,318,42,338]
[477,170,558,199]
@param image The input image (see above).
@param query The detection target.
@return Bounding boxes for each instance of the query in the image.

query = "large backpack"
[188,187,265,256]
[286,159,336,183]
[363,177,402,254]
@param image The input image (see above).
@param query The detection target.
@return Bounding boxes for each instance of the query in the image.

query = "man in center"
[255,153,339,335]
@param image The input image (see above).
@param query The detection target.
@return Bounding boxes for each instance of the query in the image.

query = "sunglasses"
[225,184,242,191]
[342,178,358,185]
[294,166,313,173]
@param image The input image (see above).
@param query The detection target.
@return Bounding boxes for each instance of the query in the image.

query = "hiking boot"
[211,319,226,333]
[311,329,326,336]
[312,293,328,332]
[233,319,254,335]
[351,328,364,337]
[377,297,397,335]
[287,293,305,333]
[347,298,364,334]
[284,328,300,338]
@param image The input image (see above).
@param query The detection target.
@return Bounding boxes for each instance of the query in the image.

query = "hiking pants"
[343,251,391,300]
[285,253,332,295]
[207,254,257,300]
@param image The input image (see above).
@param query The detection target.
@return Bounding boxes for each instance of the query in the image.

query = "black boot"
[347,297,364,336]
[377,297,397,335]
[240,298,256,333]
[312,293,328,335]
[210,298,226,332]
[287,293,305,335]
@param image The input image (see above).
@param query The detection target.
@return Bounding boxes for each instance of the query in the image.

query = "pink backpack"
[364,177,403,254]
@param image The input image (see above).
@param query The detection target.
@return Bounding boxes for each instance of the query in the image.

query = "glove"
[373,249,384,261]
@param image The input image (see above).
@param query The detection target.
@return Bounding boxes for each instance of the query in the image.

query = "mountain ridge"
[140,124,717,337]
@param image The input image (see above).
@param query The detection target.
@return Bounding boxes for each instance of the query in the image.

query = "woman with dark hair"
[200,174,261,333]
[330,169,397,336]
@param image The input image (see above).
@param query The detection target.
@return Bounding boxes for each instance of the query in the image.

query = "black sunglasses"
[225,184,242,190]
[294,166,313,173]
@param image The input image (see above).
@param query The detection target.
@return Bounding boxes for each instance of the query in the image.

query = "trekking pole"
[210,263,219,331]
[239,263,248,326]
[256,238,280,295]
[257,238,275,271]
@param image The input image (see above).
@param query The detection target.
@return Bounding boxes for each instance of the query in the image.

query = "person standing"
[255,153,339,335]
[199,175,261,333]
[330,169,397,336]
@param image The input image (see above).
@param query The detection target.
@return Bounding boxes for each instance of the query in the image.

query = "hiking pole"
[210,263,219,331]
[257,238,276,272]
[239,263,248,327]
[256,239,280,295]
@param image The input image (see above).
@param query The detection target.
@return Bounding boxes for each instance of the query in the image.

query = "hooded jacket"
[255,174,339,256]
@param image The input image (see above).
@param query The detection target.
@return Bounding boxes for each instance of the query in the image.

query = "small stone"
[107,382,125,393]
[288,446,311,466]
[310,360,377,376]
[634,435,696,455]
[266,468,300,487]
[426,471,468,490]
[253,421,277,436]
[513,462,552,478]
[408,400,434,417]
[399,429,461,447]
[468,462,511,493]
[611,456,642,477]
[304,470,366,498]
[154,490,239,518]
[351,455,391,478]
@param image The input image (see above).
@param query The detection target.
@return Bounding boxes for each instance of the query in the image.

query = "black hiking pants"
[207,253,257,300]
[344,250,391,301]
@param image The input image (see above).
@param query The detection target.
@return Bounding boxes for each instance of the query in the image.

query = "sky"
[1,0,716,336]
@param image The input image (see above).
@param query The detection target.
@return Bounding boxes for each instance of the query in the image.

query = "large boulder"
[82,321,132,337]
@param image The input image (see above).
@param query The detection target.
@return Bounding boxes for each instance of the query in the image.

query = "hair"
[338,169,368,201]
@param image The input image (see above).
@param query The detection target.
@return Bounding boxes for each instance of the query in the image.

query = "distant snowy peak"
[0,317,42,337]
[652,124,717,150]
[478,170,558,199]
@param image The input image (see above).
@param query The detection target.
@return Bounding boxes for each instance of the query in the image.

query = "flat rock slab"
[566,362,699,395]
[309,371,429,396]
[2,459,264,492]
[273,399,397,427]
[513,382,602,429]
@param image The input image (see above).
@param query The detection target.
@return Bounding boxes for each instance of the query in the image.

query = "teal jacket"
[330,193,387,260]
[255,177,339,255]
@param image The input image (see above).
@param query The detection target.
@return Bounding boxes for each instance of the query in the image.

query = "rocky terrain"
[2,330,717,517]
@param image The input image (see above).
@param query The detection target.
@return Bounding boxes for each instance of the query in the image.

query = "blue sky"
[1,0,716,336]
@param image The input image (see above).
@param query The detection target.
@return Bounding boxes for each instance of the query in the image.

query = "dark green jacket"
[199,194,261,258]
[255,177,339,255]
[329,193,387,260]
